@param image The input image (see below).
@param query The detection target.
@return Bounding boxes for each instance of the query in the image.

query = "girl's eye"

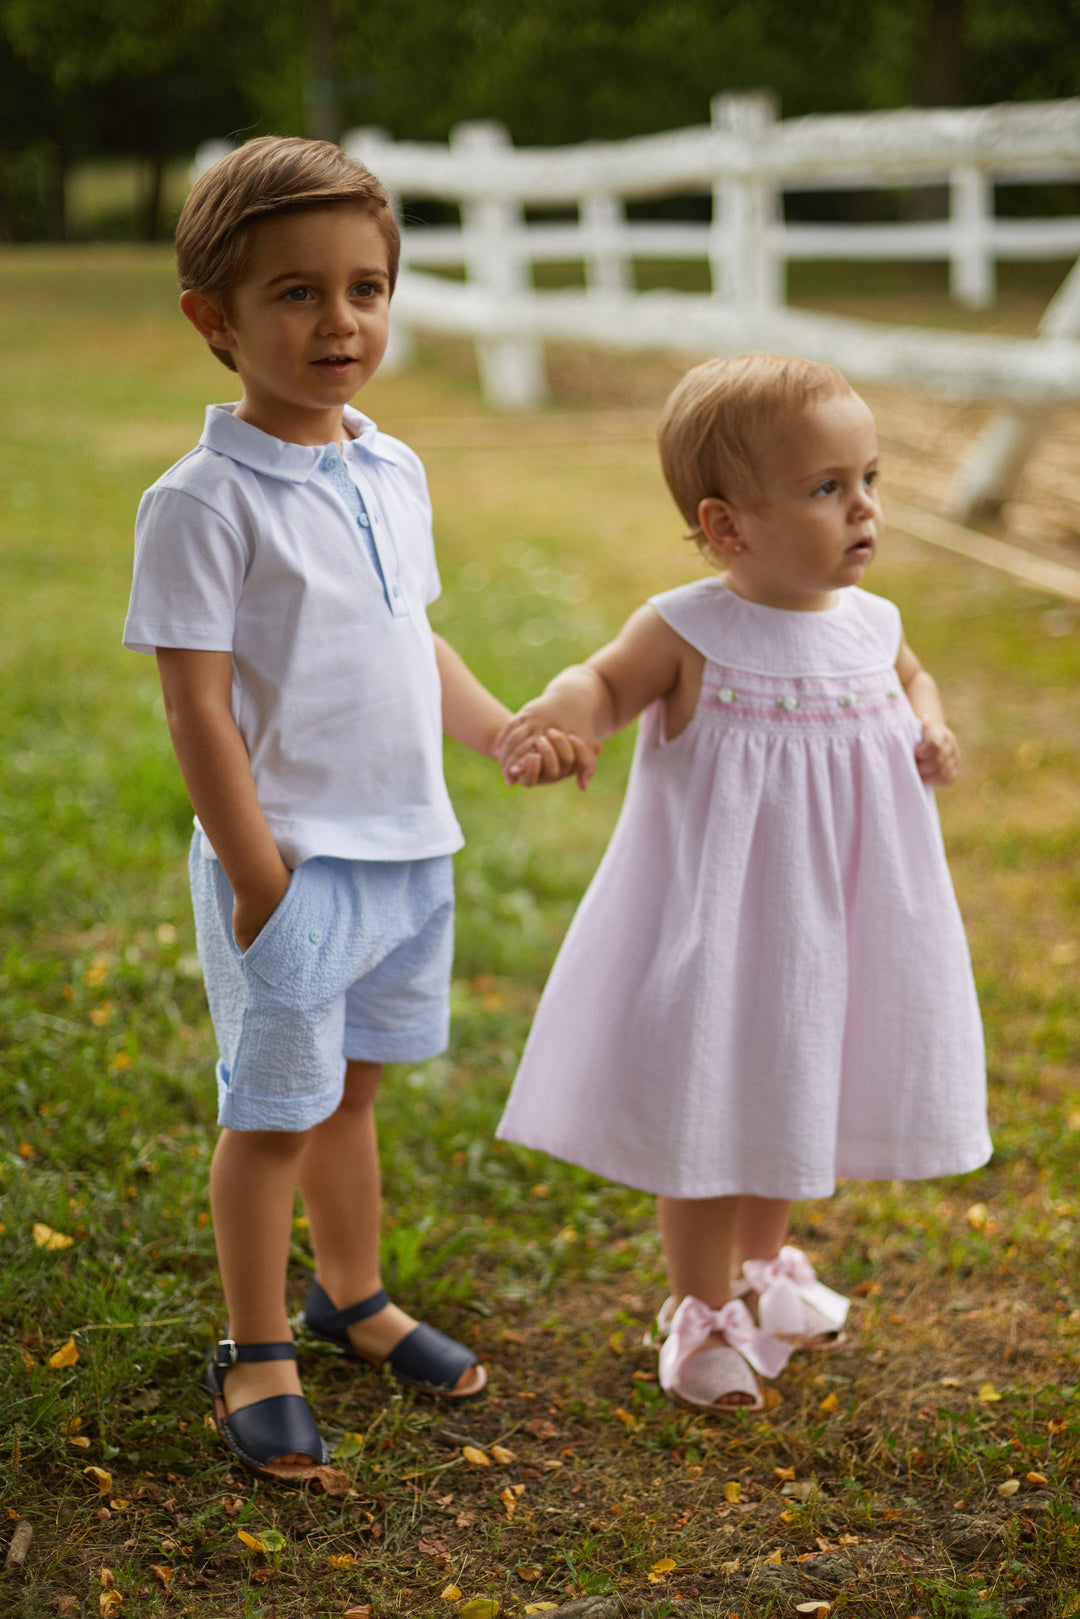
[812,479,838,498]
[864,469,879,489]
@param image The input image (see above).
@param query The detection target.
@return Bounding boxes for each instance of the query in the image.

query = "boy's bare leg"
[298,1059,483,1396]
[209,1126,308,1413]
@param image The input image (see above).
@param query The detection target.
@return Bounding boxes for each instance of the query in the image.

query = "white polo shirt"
[124,404,464,868]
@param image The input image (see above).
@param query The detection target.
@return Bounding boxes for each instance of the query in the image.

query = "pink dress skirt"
[496,579,990,1199]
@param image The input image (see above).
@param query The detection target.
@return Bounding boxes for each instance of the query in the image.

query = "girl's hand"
[496,710,598,791]
[914,718,960,787]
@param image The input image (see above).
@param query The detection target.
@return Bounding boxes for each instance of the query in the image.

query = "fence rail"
[343,95,1080,517]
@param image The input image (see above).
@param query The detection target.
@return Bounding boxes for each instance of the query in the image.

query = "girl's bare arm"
[496,605,693,787]
[895,635,959,786]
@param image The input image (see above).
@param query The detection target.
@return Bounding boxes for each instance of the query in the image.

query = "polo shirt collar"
[201,403,400,482]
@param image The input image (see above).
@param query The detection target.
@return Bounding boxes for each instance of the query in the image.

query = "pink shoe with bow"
[656,1296,792,1411]
[740,1245,850,1350]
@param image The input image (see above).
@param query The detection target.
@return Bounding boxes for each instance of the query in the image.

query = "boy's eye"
[353,281,380,298]
[283,285,312,302]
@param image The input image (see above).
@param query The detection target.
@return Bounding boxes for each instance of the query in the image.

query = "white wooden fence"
[345,95,1080,517]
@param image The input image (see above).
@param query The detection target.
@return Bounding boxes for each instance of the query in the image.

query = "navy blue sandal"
[302,1280,485,1400]
[204,1339,330,1479]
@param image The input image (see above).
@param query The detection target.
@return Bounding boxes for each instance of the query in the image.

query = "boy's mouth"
[313,355,357,373]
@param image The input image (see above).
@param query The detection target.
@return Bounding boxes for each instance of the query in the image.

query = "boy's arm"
[156,648,291,949]
[895,635,959,787]
[433,635,593,787]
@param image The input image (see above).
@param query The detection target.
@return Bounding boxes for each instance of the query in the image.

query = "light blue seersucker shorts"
[189,837,454,1132]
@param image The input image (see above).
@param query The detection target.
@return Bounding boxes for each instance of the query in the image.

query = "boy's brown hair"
[175,135,401,372]
[658,353,854,552]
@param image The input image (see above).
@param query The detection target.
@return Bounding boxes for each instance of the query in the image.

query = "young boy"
[124,135,587,1480]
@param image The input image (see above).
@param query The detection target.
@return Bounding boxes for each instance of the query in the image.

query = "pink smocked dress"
[497,579,990,1199]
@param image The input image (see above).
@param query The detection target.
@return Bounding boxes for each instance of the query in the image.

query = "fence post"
[710,91,782,306]
[950,164,995,309]
[950,251,1080,522]
[452,120,547,411]
[348,125,414,374]
[582,191,633,296]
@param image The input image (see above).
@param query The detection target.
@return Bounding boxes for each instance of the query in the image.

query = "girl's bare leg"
[298,1059,483,1396]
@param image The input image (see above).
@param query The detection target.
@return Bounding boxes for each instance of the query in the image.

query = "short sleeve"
[123,484,250,655]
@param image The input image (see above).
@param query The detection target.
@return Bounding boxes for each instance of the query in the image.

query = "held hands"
[914,718,960,787]
[496,704,599,791]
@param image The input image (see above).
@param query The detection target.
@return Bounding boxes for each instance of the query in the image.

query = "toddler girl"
[495,354,990,1410]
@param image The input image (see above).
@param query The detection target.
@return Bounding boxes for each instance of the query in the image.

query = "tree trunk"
[304,0,339,143]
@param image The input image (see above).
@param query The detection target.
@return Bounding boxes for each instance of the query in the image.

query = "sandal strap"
[306,1279,390,1331]
[212,1339,298,1369]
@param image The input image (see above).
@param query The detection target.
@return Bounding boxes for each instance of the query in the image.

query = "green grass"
[2,247,1080,1618]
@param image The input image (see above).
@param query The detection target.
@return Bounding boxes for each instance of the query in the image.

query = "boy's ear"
[179,289,236,352]
[697,496,746,558]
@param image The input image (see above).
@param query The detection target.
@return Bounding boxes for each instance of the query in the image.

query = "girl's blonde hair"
[175,135,400,372]
[657,353,854,553]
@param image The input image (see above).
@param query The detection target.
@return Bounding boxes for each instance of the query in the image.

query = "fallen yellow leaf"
[977,1384,1003,1403]
[796,1605,831,1616]
[83,1468,112,1496]
[109,1500,129,1511]
[650,1558,677,1575]
[524,1607,559,1615]
[774,1465,796,1481]
[818,1391,839,1413]
[462,1445,490,1467]
[765,1548,783,1563]
[328,1553,356,1567]
[516,1565,542,1582]
[997,1479,1021,1496]
[34,1223,74,1250]
[489,1444,517,1466]
[457,1602,499,1619]
[149,1566,172,1587]
[89,999,115,1027]
[19,1141,35,1159]
[49,1337,79,1370]
[965,1203,989,1230]
[343,1608,373,1619]
[500,1486,519,1518]
[237,1530,266,1552]
[614,1407,638,1429]
[440,1585,462,1602]
[1026,1472,1049,1485]
[99,1594,124,1617]
[69,1436,92,1449]
[724,1480,741,1502]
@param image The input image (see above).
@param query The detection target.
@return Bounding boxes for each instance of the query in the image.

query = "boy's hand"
[914,719,959,787]
[232,864,292,952]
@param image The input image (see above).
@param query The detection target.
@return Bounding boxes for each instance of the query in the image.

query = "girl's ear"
[179,289,236,352]
[698,496,746,559]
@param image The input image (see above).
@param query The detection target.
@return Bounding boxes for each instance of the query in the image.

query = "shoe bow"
[658,1295,792,1394]
[741,1245,850,1338]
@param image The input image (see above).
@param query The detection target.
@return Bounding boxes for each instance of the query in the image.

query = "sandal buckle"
[214,1338,239,1367]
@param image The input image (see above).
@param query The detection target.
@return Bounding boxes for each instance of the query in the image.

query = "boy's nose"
[319,296,359,335]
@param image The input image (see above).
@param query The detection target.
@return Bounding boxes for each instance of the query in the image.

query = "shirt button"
[391,584,400,598]
[309,929,322,944]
